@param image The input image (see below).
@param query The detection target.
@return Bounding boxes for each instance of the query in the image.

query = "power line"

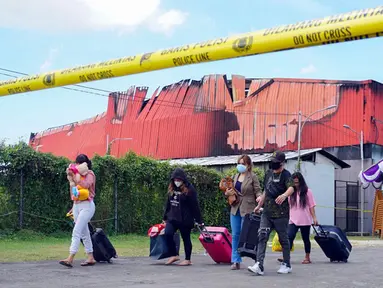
[0,72,19,78]
[0,68,301,117]
[2,66,356,144]
[0,68,112,93]
[0,72,107,96]
[1,67,355,135]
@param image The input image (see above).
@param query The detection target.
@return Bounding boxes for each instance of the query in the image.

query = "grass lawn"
[0,230,206,262]
[0,230,379,263]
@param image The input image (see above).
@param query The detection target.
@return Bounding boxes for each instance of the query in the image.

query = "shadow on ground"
[0,247,380,288]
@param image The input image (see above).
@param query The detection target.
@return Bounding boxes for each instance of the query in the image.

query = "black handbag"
[149,233,180,260]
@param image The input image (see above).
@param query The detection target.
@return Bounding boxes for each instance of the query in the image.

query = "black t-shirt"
[167,191,182,222]
[263,169,293,219]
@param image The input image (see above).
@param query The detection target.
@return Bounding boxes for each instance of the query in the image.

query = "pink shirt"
[71,170,96,202]
[288,188,316,226]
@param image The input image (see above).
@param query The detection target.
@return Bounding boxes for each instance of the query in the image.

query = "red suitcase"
[198,226,232,264]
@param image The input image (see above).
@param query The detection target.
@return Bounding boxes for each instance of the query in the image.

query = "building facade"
[29,75,383,233]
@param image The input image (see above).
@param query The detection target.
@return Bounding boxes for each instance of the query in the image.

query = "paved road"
[0,247,380,288]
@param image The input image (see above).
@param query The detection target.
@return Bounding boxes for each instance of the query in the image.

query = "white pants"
[69,201,95,255]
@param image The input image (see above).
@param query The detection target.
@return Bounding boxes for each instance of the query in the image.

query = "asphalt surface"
[0,247,380,288]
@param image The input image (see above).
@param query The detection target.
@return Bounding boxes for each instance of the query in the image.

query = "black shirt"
[263,169,293,219]
[235,180,242,196]
[168,191,182,222]
[163,184,202,228]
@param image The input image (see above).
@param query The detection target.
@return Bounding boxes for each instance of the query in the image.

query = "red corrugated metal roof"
[29,75,383,160]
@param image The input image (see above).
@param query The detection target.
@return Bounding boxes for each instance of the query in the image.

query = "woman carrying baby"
[59,154,97,268]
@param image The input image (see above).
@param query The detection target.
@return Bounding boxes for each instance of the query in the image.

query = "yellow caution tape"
[316,205,372,213]
[1,6,383,96]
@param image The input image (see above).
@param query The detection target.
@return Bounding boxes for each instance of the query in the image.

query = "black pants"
[288,223,311,254]
[256,214,290,267]
[165,221,193,260]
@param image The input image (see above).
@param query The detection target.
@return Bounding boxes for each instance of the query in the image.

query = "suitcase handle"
[195,223,214,243]
[312,224,328,237]
[249,212,262,221]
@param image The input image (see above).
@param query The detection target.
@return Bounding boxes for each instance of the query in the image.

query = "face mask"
[174,181,183,187]
[271,162,282,170]
[237,164,247,173]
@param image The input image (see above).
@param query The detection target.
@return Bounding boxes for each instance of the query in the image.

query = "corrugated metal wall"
[29,75,383,160]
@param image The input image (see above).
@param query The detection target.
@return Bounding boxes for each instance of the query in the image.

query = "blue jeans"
[230,210,244,263]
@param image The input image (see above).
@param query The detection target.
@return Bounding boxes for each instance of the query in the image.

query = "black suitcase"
[149,233,180,260]
[313,224,352,263]
[91,227,118,263]
[238,212,261,260]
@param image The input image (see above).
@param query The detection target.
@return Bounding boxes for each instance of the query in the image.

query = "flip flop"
[59,260,73,268]
[81,261,96,266]
[302,259,312,264]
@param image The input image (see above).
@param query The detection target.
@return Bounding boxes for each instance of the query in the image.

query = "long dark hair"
[75,154,92,170]
[290,172,308,208]
[168,181,189,195]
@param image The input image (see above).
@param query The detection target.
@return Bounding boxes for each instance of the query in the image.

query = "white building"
[169,148,350,228]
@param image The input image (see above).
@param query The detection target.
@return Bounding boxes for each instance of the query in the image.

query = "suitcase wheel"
[330,259,347,263]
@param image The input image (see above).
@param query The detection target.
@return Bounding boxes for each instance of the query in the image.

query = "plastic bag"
[271,233,294,252]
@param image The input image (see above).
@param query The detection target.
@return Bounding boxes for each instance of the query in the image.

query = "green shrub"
[0,143,235,234]
[0,143,271,235]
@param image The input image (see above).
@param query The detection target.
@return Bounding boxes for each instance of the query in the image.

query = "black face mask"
[271,162,281,170]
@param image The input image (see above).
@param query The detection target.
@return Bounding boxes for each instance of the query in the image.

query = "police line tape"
[316,205,372,213]
[0,6,382,97]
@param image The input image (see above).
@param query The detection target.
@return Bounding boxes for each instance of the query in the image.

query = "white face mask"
[174,181,183,188]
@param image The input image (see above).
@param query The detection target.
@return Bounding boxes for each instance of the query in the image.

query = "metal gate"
[334,180,360,232]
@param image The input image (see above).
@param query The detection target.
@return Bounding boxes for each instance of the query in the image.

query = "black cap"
[270,151,286,163]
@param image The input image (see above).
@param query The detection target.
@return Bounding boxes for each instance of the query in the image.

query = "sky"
[0,0,382,144]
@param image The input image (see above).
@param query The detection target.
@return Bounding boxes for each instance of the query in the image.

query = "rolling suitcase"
[197,225,232,264]
[238,212,261,260]
[91,227,118,263]
[313,224,352,263]
[66,210,116,262]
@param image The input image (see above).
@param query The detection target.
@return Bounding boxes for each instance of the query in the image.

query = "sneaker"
[277,262,292,274]
[248,262,264,276]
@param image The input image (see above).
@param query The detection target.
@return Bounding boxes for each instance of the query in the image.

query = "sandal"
[59,260,73,268]
[81,261,96,266]
[302,259,312,264]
